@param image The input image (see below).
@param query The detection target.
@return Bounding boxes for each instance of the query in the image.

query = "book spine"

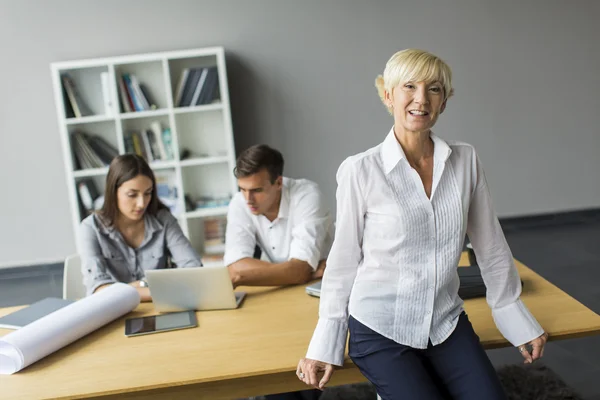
[174,69,190,107]
[161,128,174,160]
[190,68,208,106]
[150,122,168,160]
[100,72,113,116]
[123,74,143,112]
[140,130,154,162]
[130,75,150,110]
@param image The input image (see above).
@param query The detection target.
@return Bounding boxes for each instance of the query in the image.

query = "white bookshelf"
[51,47,237,256]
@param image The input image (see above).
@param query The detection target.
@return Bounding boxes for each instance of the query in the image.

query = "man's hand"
[312,260,326,280]
[228,264,240,288]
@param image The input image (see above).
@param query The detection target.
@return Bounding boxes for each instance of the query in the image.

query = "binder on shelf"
[175,67,219,107]
[178,68,203,107]
[61,74,93,118]
[189,68,209,106]
[77,178,101,214]
[173,68,190,107]
[71,131,118,169]
[197,67,219,105]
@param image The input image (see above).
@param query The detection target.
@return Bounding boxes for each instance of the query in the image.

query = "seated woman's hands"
[296,358,334,390]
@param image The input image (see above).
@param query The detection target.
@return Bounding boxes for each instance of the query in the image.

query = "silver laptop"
[145,267,246,312]
[306,281,322,297]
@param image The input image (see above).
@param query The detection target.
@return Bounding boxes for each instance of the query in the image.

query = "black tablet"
[124,310,197,337]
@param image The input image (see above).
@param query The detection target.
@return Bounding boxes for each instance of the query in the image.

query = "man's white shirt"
[306,129,544,366]
[224,177,333,269]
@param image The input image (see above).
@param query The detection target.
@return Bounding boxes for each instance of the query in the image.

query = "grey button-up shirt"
[78,209,203,295]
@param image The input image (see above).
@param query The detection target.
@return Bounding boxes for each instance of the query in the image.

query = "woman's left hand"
[517,332,549,363]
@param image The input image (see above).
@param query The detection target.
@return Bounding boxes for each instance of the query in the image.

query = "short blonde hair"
[375,49,454,114]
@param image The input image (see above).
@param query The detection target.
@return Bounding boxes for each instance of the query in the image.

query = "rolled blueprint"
[0,283,140,374]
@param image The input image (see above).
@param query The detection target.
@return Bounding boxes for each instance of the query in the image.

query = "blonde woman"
[296,49,548,399]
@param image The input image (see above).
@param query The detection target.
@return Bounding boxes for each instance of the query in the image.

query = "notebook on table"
[0,298,74,330]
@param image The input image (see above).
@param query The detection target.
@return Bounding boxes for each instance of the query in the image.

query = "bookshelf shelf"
[65,115,114,125]
[51,47,238,255]
[73,167,109,178]
[173,103,223,115]
[149,160,177,170]
[185,206,229,219]
[119,109,170,120]
[179,156,229,167]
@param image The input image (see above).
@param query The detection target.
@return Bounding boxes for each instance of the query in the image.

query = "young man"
[224,144,333,288]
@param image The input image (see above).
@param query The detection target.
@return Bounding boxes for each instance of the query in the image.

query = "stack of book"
[203,217,226,255]
[71,131,119,170]
[173,66,220,107]
[118,73,157,112]
[123,121,174,162]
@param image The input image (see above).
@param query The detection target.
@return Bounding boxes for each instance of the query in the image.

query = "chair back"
[63,254,86,300]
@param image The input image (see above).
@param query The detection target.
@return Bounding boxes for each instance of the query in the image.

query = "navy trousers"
[348,312,507,400]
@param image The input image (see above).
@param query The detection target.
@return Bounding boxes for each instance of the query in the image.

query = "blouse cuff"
[306,318,348,366]
[492,298,544,346]
[87,278,115,296]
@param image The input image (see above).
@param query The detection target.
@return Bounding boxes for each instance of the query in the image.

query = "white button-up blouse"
[306,129,544,366]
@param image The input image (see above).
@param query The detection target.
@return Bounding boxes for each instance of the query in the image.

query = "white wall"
[1,0,599,267]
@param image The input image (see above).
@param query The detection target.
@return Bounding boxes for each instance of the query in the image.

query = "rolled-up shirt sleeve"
[467,149,544,346]
[288,185,332,270]
[223,194,257,266]
[306,158,365,366]
[161,210,203,267]
[78,218,115,296]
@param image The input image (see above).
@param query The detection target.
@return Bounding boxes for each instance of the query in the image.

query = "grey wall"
[1,0,599,267]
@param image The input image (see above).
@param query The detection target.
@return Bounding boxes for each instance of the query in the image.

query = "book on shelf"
[150,121,168,160]
[175,66,220,107]
[203,217,226,254]
[61,74,93,118]
[71,131,118,170]
[118,75,134,113]
[123,121,173,162]
[173,68,191,107]
[77,178,103,217]
[193,195,231,210]
[120,73,156,112]
[155,171,180,216]
[100,72,114,116]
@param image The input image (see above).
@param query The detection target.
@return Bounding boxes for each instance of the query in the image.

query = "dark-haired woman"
[78,154,202,301]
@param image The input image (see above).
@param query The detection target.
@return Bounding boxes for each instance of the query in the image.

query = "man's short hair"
[234,144,284,183]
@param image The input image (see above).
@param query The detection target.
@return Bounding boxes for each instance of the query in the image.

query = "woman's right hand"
[296,358,334,390]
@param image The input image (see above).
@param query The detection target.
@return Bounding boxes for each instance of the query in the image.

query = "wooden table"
[2,254,600,399]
